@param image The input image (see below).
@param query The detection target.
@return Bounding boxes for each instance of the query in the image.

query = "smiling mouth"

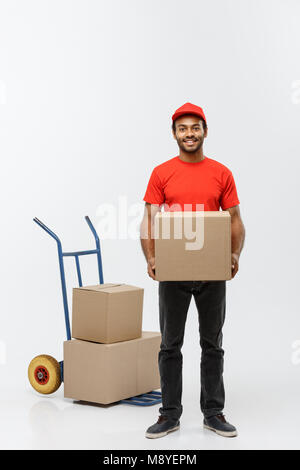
[184,140,197,145]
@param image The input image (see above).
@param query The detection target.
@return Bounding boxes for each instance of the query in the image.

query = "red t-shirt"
[143,155,240,211]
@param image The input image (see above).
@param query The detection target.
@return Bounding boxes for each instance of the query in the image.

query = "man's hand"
[147,257,156,280]
[225,205,245,280]
[231,253,239,278]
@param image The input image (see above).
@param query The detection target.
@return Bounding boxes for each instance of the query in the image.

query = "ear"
[204,126,208,138]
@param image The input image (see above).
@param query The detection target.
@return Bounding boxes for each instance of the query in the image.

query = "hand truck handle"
[33,217,61,245]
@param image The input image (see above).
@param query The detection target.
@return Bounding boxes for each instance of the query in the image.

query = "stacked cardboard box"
[64,283,161,405]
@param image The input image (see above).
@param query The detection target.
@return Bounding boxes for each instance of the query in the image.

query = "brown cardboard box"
[63,331,161,405]
[72,283,143,344]
[154,211,231,281]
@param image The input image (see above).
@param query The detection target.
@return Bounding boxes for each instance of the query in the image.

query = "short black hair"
[172,117,207,133]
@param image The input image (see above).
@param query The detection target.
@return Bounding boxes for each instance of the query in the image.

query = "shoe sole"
[145,425,180,439]
[203,424,238,438]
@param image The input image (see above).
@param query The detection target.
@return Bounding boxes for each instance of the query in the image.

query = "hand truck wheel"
[28,354,61,394]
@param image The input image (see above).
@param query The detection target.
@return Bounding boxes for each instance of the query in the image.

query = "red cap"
[172,102,206,124]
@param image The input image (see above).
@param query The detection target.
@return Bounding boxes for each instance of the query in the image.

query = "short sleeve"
[143,169,165,205]
[220,171,240,210]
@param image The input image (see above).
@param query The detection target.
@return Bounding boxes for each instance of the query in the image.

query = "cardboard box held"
[72,283,143,344]
[154,211,231,281]
[64,331,161,405]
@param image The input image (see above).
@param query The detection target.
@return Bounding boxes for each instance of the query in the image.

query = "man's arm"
[225,205,246,278]
[140,202,161,280]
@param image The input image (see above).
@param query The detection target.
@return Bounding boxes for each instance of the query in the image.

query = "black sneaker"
[203,413,238,437]
[145,415,180,439]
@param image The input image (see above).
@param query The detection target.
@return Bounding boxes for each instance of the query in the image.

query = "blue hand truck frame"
[31,215,162,406]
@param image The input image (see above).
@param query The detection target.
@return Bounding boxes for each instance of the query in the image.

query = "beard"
[176,136,204,153]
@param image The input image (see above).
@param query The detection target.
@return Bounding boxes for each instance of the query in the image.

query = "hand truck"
[28,216,162,406]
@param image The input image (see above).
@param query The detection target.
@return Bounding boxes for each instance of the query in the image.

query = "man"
[140,102,245,439]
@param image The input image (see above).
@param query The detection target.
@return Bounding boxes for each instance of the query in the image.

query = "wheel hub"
[34,366,49,385]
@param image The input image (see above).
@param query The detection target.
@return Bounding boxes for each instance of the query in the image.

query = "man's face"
[173,115,207,153]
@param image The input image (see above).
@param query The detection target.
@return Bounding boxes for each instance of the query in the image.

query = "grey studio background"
[0,0,300,450]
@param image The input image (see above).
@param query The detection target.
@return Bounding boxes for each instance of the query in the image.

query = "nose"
[185,132,196,139]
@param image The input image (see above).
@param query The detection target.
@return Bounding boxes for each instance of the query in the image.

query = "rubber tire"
[28,354,61,395]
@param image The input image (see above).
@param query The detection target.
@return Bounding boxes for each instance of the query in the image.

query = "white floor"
[1,374,300,450]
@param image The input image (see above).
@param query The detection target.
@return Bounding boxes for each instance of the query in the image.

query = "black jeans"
[158,280,226,420]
